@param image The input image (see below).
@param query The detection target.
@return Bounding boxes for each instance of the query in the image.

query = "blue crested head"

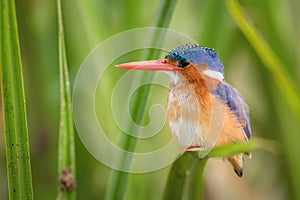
[165,43,224,74]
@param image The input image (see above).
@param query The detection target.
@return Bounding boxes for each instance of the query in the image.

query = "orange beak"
[116,59,181,71]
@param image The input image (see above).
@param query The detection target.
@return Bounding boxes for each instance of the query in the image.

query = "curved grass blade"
[226,1,300,198]
[225,0,300,121]
[1,0,34,199]
[56,0,76,199]
[105,0,179,199]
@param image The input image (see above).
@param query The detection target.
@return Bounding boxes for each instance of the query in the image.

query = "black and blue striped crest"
[165,43,224,74]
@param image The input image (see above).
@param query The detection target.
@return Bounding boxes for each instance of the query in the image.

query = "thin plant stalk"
[56,0,76,199]
[1,0,34,199]
[105,0,179,199]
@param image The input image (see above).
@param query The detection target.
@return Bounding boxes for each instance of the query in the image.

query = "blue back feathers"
[165,43,224,74]
[212,82,252,138]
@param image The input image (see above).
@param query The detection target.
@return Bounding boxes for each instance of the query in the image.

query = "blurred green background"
[1,0,300,199]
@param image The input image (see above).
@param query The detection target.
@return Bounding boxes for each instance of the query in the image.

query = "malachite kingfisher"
[117,43,251,177]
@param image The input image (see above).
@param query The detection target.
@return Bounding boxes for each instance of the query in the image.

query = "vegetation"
[0,0,299,199]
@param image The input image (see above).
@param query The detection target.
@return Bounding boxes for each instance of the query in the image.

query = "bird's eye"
[178,59,190,68]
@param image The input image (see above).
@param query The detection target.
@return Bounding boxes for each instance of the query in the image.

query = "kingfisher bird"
[117,43,251,177]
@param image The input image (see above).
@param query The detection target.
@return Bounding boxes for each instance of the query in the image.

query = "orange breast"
[166,64,248,149]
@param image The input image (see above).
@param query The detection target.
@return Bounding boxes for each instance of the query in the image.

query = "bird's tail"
[228,153,247,177]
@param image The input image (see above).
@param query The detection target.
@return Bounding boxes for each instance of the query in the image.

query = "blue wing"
[212,81,251,138]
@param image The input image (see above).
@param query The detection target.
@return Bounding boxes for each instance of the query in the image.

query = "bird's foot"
[181,145,203,154]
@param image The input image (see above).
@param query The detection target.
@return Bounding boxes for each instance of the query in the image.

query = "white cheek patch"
[203,70,224,82]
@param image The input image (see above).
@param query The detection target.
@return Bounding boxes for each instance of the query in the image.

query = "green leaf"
[56,0,76,199]
[0,0,34,199]
[208,137,280,157]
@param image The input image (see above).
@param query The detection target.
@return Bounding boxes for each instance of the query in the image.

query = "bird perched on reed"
[117,43,251,177]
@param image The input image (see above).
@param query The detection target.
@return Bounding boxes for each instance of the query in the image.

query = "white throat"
[164,71,183,84]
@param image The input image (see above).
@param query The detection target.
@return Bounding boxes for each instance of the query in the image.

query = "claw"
[234,169,243,177]
[181,145,202,154]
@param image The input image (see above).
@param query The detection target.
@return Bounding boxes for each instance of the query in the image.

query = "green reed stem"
[1,0,34,199]
[105,0,179,199]
[56,0,76,199]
